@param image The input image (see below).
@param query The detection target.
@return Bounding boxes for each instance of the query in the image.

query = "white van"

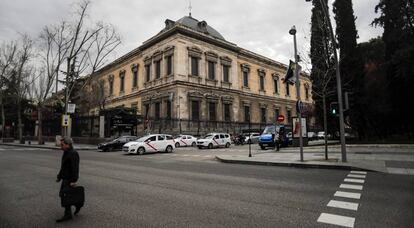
[196,133,231,149]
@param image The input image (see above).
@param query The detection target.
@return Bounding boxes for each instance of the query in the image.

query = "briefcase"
[61,186,85,208]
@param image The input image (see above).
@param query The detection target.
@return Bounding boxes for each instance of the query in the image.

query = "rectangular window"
[244,106,250,122]
[166,55,172,75]
[305,87,309,100]
[224,103,231,121]
[155,60,161,79]
[208,61,215,80]
[259,75,264,91]
[166,101,171,119]
[120,73,125,92]
[132,70,138,88]
[145,104,150,118]
[145,64,151,82]
[209,102,216,121]
[191,100,199,120]
[109,80,113,95]
[286,83,290,96]
[261,107,266,123]
[273,78,278,93]
[243,71,249,87]
[274,109,280,120]
[287,110,292,123]
[155,102,160,119]
[222,65,229,82]
[191,57,199,76]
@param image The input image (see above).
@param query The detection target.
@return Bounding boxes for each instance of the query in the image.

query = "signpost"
[277,115,285,123]
[67,103,76,114]
[62,115,70,127]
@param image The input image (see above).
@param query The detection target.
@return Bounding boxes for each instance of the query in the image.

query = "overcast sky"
[0,0,382,68]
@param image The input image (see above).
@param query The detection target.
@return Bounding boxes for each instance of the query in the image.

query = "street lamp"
[177,96,183,134]
[306,0,347,162]
[289,25,304,162]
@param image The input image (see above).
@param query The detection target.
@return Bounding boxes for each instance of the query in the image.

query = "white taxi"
[174,135,197,148]
[123,134,175,155]
[197,133,231,149]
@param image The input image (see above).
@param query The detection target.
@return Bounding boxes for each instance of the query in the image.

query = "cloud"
[0,0,383,66]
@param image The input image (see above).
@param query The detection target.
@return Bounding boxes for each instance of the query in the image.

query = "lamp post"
[306,0,347,162]
[248,109,252,157]
[289,25,304,162]
[178,96,182,134]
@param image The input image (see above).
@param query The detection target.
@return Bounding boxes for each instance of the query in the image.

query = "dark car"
[98,136,138,152]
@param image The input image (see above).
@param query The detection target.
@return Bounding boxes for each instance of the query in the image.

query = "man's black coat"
[57,147,80,183]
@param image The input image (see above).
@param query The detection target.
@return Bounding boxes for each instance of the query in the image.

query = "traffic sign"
[62,115,70,127]
[67,103,76,113]
[277,115,285,122]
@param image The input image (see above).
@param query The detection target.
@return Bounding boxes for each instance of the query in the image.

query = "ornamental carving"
[187,46,202,58]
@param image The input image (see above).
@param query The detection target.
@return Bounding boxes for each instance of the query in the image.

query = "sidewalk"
[216,144,414,175]
[0,140,97,150]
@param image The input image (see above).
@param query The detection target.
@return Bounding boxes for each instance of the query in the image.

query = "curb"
[215,156,374,172]
[0,143,96,150]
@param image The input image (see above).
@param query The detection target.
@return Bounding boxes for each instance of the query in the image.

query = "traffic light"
[330,102,338,116]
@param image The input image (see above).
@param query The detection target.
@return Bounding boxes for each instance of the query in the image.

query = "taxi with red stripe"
[123,134,175,155]
[174,135,197,148]
[196,133,231,149]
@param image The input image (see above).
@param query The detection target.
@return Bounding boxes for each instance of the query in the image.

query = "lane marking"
[317,213,355,228]
[327,200,359,211]
[340,184,363,190]
[334,191,361,199]
[347,174,366,179]
[344,178,365,184]
[350,171,367,174]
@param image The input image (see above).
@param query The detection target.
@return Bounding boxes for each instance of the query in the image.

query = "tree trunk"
[1,95,5,141]
[323,95,328,160]
[37,104,44,145]
[17,98,24,144]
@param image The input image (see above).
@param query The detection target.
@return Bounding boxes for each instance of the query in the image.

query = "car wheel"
[108,147,113,152]
[137,147,145,155]
[166,145,173,153]
[208,143,213,149]
[260,146,265,150]
[191,142,196,147]
[198,146,202,149]
[175,142,180,148]
[225,142,230,148]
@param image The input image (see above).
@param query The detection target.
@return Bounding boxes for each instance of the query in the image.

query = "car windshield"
[262,126,276,134]
[203,134,214,139]
[135,136,149,142]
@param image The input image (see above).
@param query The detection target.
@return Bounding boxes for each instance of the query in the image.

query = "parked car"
[197,133,231,149]
[98,136,138,152]
[317,131,326,140]
[307,132,317,141]
[123,134,175,155]
[174,135,197,147]
[244,132,261,144]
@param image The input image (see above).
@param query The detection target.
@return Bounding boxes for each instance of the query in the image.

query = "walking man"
[56,137,80,222]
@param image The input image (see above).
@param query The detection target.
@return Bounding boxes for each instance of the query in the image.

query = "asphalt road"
[0,145,413,228]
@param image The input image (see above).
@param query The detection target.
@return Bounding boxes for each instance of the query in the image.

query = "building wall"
[85,27,314,134]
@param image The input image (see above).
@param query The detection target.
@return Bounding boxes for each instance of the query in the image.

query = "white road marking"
[317,213,355,228]
[344,178,365,184]
[347,174,366,179]
[350,171,367,174]
[327,200,359,211]
[340,184,363,190]
[334,191,361,199]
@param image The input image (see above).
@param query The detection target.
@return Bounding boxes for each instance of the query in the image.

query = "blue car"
[259,125,288,150]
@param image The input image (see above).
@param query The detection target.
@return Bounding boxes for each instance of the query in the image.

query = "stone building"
[86,15,313,135]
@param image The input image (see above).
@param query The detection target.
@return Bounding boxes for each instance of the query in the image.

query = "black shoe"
[56,215,72,223]
[74,206,81,215]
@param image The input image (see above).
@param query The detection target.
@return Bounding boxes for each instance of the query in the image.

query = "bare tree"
[9,35,33,143]
[0,42,17,140]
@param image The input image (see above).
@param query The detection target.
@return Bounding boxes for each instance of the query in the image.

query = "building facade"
[87,15,313,135]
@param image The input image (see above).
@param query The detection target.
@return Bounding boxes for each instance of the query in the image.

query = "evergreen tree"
[373,0,414,138]
[333,0,365,138]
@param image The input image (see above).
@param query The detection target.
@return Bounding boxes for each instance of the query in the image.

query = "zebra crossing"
[317,170,367,228]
